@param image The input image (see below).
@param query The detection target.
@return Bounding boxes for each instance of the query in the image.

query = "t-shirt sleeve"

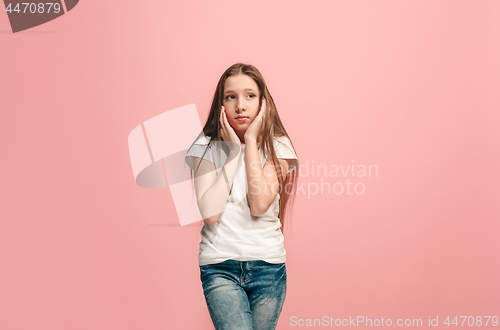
[185,134,213,171]
[274,136,299,174]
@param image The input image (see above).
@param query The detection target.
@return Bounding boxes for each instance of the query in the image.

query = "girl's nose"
[236,101,245,112]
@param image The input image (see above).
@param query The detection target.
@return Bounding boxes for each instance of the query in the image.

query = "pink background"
[1,0,499,329]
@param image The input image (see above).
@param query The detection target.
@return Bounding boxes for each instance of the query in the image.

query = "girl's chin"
[232,126,247,133]
[231,121,250,127]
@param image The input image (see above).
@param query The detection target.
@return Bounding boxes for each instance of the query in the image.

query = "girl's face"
[222,74,261,137]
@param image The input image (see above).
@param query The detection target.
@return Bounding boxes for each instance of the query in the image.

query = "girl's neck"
[236,132,262,144]
[240,136,262,144]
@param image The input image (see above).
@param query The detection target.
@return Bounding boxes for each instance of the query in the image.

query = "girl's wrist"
[244,136,257,144]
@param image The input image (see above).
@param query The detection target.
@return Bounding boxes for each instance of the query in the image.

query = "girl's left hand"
[244,98,266,142]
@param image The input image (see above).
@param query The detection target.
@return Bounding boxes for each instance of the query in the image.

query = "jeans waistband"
[202,259,284,268]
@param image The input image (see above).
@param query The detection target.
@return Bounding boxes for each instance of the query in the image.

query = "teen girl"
[185,63,299,330]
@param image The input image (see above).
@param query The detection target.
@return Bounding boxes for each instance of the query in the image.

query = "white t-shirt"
[185,132,299,266]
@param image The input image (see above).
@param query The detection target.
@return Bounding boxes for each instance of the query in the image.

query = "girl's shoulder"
[273,135,296,154]
[191,131,212,146]
[272,135,299,173]
[185,132,215,170]
[274,135,292,144]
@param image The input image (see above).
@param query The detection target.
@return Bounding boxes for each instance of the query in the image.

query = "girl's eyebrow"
[224,88,257,94]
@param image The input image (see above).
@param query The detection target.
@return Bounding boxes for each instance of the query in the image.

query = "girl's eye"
[225,94,255,100]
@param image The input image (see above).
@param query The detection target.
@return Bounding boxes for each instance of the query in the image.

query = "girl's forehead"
[224,74,259,91]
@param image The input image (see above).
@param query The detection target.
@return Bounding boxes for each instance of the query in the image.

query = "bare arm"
[191,148,242,224]
[245,139,290,216]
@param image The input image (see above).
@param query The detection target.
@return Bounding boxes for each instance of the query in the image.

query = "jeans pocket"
[261,260,285,266]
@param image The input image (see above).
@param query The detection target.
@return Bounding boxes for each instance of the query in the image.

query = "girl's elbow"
[248,201,263,216]
[249,197,274,216]
[250,204,268,217]
[204,218,215,225]
[203,213,220,225]
[250,208,262,217]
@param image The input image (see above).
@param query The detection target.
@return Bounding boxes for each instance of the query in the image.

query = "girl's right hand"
[220,105,242,153]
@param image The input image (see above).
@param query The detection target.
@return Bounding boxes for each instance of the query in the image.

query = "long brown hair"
[192,63,299,233]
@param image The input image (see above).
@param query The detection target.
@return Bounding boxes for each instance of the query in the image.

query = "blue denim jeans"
[200,259,287,330]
